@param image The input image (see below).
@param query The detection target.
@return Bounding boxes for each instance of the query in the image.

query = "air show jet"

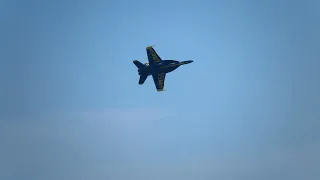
[133,46,193,91]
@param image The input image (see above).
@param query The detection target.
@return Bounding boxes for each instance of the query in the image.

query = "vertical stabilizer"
[133,60,144,69]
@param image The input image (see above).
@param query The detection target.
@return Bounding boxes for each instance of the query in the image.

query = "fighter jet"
[133,46,193,91]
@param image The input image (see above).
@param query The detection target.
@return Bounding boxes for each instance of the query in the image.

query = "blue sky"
[1,0,320,179]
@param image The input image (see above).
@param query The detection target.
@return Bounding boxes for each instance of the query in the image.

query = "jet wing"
[146,46,162,64]
[152,73,166,91]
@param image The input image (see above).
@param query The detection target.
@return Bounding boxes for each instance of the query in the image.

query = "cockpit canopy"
[164,60,179,65]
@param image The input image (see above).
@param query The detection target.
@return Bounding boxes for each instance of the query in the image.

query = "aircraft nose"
[180,60,193,65]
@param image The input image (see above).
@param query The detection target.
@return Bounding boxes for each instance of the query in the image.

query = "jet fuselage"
[138,60,193,76]
[133,46,193,91]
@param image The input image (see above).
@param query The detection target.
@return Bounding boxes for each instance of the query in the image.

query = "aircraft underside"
[133,46,193,91]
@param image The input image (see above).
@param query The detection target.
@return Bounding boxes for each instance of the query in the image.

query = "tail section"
[133,60,145,69]
[133,60,148,85]
[139,74,148,85]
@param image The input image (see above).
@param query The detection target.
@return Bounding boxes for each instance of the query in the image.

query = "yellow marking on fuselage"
[180,62,189,65]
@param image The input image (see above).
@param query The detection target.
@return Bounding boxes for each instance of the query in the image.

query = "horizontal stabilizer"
[133,60,144,69]
[139,75,148,85]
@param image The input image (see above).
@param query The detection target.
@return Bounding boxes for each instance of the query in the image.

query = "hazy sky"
[1,0,319,180]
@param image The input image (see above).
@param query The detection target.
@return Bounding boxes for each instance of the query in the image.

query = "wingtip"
[146,45,156,49]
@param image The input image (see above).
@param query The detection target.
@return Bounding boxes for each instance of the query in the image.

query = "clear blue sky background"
[1,0,319,179]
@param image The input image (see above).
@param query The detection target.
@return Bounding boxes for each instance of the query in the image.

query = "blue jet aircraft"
[133,46,193,91]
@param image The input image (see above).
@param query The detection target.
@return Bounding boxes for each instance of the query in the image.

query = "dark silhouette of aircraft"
[133,46,193,91]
